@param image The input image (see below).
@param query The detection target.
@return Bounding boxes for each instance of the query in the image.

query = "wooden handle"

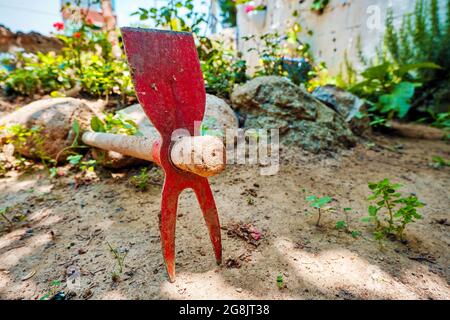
[81,132,225,177]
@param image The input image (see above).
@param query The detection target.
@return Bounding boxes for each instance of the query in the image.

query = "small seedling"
[363,179,424,245]
[276,274,284,289]
[336,207,361,238]
[246,196,255,205]
[107,242,128,282]
[0,207,12,226]
[67,154,97,173]
[306,195,333,226]
[431,156,450,169]
[54,120,88,160]
[129,167,150,191]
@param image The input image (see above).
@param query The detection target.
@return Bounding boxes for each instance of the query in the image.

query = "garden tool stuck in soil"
[81,28,225,282]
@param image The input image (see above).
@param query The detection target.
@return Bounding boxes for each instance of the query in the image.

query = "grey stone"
[230,76,356,153]
[312,85,371,136]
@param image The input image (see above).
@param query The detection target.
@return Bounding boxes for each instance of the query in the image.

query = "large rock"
[312,85,371,136]
[205,94,239,133]
[0,98,99,160]
[230,76,356,152]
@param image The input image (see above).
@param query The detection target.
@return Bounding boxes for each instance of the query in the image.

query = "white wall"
[236,0,448,75]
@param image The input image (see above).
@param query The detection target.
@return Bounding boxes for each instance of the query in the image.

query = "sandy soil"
[0,134,449,300]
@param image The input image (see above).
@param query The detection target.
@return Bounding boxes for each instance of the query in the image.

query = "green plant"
[90,112,141,136]
[306,195,333,226]
[244,22,316,85]
[129,168,150,191]
[107,242,128,282]
[197,37,247,98]
[132,0,206,34]
[345,0,450,126]
[200,116,223,137]
[246,196,255,205]
[335,208,361,238]
[49,120,90,177]
[1,15,133,101]
[430,156,450,169]
[218,0,237,27]
[67,154,96,173]
[311,0,330,14]
[346,61,440,124]
[363,179,424,244]
[382,0,450,82]
[2,124,54,169]
[1,52,73,96]
[276,274,284,289]
[422,110,450,132]
[0,207,12,227]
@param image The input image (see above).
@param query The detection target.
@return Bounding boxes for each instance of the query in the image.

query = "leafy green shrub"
[1,52,74,96]
[218,0,238,27]
[363,179,424,244]
[1,21,133,101]
[243,21,323,87]
[198,37,247,98]
[382,0,450,83]
[346,62,440,125]
[342,0,450,126]
[0,207,12,227]
[131,0,205,34]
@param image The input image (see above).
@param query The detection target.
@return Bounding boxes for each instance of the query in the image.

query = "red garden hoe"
[81,28,225,282]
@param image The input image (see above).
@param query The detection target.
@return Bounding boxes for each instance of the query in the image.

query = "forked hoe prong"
[160,180,181,283]
[193,178,222,265]
[160,177,223,282]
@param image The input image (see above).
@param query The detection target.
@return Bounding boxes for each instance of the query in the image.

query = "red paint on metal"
[122,28,222,282]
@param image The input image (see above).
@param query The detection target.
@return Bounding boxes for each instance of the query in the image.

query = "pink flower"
[245,5,255,13]
[53,22,64,31]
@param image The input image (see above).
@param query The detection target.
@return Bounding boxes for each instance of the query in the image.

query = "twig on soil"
[408,255,436,264]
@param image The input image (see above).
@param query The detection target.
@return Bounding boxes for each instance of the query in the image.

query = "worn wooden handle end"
[170,136,226,178]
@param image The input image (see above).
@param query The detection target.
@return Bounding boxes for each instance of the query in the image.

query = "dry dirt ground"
[0,134,449,300]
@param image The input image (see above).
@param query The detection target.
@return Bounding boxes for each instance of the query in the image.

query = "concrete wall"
[236,0,448,75]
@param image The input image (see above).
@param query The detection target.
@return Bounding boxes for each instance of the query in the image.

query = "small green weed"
[306,195,333,226]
